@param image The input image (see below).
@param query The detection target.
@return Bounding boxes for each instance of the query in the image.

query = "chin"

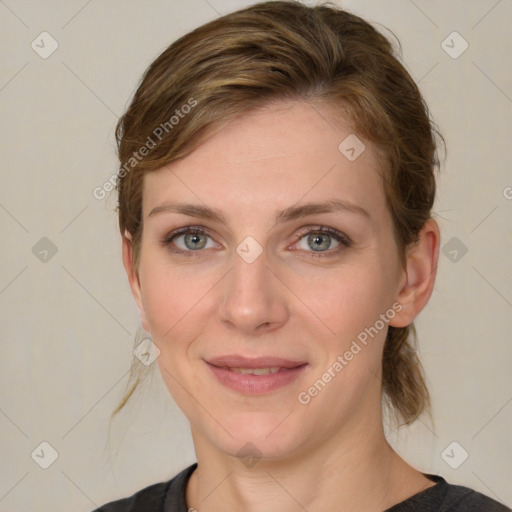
[205,411,307,461]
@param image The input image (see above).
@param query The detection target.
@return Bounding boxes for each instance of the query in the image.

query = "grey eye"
[183,232,208,250]
[307,233,333,251]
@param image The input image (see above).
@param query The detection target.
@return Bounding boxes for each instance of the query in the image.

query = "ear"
[122,231,150,331]
[389,218,440,328]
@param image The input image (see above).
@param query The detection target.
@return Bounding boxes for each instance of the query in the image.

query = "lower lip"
[206,363,307,394]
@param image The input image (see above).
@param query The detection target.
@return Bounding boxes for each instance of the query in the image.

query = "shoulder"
[387,474,510,511]
[90,463,197,512]
[440,482,510,511]
[91,480,171,512]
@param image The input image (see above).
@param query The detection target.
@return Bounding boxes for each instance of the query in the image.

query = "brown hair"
[112,0,444,428]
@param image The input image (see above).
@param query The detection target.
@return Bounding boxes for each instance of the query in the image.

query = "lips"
[206,355,307,369]
[205,355,308,394]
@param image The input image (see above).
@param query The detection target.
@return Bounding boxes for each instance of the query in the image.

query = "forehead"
[142,100,387,225]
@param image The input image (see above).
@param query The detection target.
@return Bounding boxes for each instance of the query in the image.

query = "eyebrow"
[148,199,370,224]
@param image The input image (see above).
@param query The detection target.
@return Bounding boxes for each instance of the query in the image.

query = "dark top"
[92,463,510,511]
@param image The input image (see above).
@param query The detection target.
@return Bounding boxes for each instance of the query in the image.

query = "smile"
[228,367,281,375]
[205,356,308,394]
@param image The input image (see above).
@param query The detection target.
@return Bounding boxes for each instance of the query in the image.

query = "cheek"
[290,261,393,346]
[292,265,395,428]
[139,263,207,404]
[140,271,177,333]
[138,255,224,370]
[139,264,215,424]
[139,260,201,340]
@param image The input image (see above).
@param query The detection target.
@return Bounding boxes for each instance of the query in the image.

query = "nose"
[217,246,289,334]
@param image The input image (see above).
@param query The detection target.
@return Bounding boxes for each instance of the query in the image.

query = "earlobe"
[122,231,150,331]
[389,218,440,328]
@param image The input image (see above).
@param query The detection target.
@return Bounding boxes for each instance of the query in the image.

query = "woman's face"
[126,100,409,460]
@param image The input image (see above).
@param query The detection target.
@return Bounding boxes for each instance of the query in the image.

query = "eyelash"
[293,226,352,257]
[161,225,352,258]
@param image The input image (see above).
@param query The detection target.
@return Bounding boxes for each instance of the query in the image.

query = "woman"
[93,1,510,510]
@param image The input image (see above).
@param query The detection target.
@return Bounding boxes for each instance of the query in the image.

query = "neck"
[186,415,430,512]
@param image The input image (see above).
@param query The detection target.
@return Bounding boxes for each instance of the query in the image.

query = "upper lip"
[206,355,307,369]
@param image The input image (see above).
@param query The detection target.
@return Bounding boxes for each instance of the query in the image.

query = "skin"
[123,99,440,511]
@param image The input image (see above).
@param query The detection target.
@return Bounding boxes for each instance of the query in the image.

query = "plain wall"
[0,1,511,510]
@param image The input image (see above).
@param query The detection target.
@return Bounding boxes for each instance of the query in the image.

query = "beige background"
[1,0,511,510]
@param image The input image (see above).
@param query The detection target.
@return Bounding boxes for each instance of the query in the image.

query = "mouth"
[205,355,308,394]
[227,367,282,375]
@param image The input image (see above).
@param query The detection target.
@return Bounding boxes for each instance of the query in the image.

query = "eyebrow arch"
[147,199,370,224]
